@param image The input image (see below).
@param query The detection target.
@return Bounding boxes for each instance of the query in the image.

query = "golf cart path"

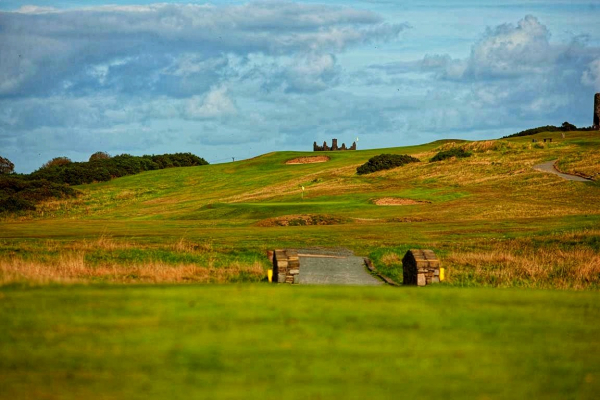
[533,160,591,182]
[297,248,383,286]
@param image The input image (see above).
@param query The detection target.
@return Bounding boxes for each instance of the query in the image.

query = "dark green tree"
[89,151,111,161]
[40,156,72,170]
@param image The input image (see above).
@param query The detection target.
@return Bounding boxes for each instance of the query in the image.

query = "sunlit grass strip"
[446,246,600,290]
[0,256,264,285]
[0,237,266,285]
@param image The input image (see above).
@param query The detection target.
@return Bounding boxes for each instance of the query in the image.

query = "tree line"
[502,121,594,138]
[0,152,208,213]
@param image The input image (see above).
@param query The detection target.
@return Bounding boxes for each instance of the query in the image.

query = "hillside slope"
[1,131,599,288]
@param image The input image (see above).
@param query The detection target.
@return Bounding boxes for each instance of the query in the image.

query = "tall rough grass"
[0,237,265,286]
[0,256,264,285]
[446,248,600,290]
[446,237,600,290]
[371,232,600,290]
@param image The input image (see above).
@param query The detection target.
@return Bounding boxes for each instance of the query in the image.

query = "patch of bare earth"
[286,156,330,164]
[373,197,431,206]
[256,214,345,227]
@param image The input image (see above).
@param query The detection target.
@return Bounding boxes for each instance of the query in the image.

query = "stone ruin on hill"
[313,138,357,151]
[594,93,600,130]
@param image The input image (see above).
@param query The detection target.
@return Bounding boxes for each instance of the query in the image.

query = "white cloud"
[582,59,600,91]
[465,15,552,78]
[186,86,237,119]
[0,2,408,97]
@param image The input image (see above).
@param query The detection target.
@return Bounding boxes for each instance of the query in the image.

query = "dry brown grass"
[557,150,600,180]
[285,156,330,164]
[70,235,134,251]
[0,254,264,285]
[445,239,600,290]
[171,238,214,253]
[373,198,431,206]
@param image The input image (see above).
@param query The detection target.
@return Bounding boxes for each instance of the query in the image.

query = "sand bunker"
[285,156,330,164]
[374,198,431,206]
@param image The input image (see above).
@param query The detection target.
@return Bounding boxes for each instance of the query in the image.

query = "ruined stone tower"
[594,93,600,130]
[313,138,357,152]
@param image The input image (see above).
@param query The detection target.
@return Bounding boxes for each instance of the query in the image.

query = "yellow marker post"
[440,268,445,282]
[268,269,273,283]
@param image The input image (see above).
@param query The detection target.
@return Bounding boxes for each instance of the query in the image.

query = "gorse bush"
[356,154,420,175]
[30,152,209,186]
[40,157,72,169]
[430,147,472,162]
[89,151,111,161]
[0,177,78,212]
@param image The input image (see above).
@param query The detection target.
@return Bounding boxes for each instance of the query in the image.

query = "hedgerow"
[29,153,209,186]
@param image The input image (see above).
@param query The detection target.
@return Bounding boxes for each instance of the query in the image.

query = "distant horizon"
[1,1,599,173]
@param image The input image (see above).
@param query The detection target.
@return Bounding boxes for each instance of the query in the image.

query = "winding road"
[533,160,591,182]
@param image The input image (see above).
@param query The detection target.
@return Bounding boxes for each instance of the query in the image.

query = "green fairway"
[1,285,599,400]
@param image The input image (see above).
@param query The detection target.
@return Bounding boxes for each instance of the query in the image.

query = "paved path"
[297,248,383,286]
[533,160,591,182]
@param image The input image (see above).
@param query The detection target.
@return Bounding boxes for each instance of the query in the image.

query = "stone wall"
[402,249,440,286]
[273,249,300,284]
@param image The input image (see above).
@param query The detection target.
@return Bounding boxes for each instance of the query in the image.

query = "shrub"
[89,151,111,161]
[40,157,72,170]
[356,154,420,175]
[0,176,78,212]
[0,197,36,212]
[430,147,472,162]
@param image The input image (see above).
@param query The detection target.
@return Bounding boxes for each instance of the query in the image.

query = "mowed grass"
[1,285,599,400]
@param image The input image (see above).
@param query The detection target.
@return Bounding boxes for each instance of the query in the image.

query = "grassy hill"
[1,130,600,288]
[2,130,600,399]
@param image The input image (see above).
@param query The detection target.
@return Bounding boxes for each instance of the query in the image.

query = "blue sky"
[1,1,599,172]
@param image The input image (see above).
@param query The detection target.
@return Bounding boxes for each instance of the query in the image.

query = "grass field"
[1,131,600,399]
[2,130,599,288]
[1,285,599,400]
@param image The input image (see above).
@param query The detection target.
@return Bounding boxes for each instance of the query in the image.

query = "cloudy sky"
[1,1,599,172]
